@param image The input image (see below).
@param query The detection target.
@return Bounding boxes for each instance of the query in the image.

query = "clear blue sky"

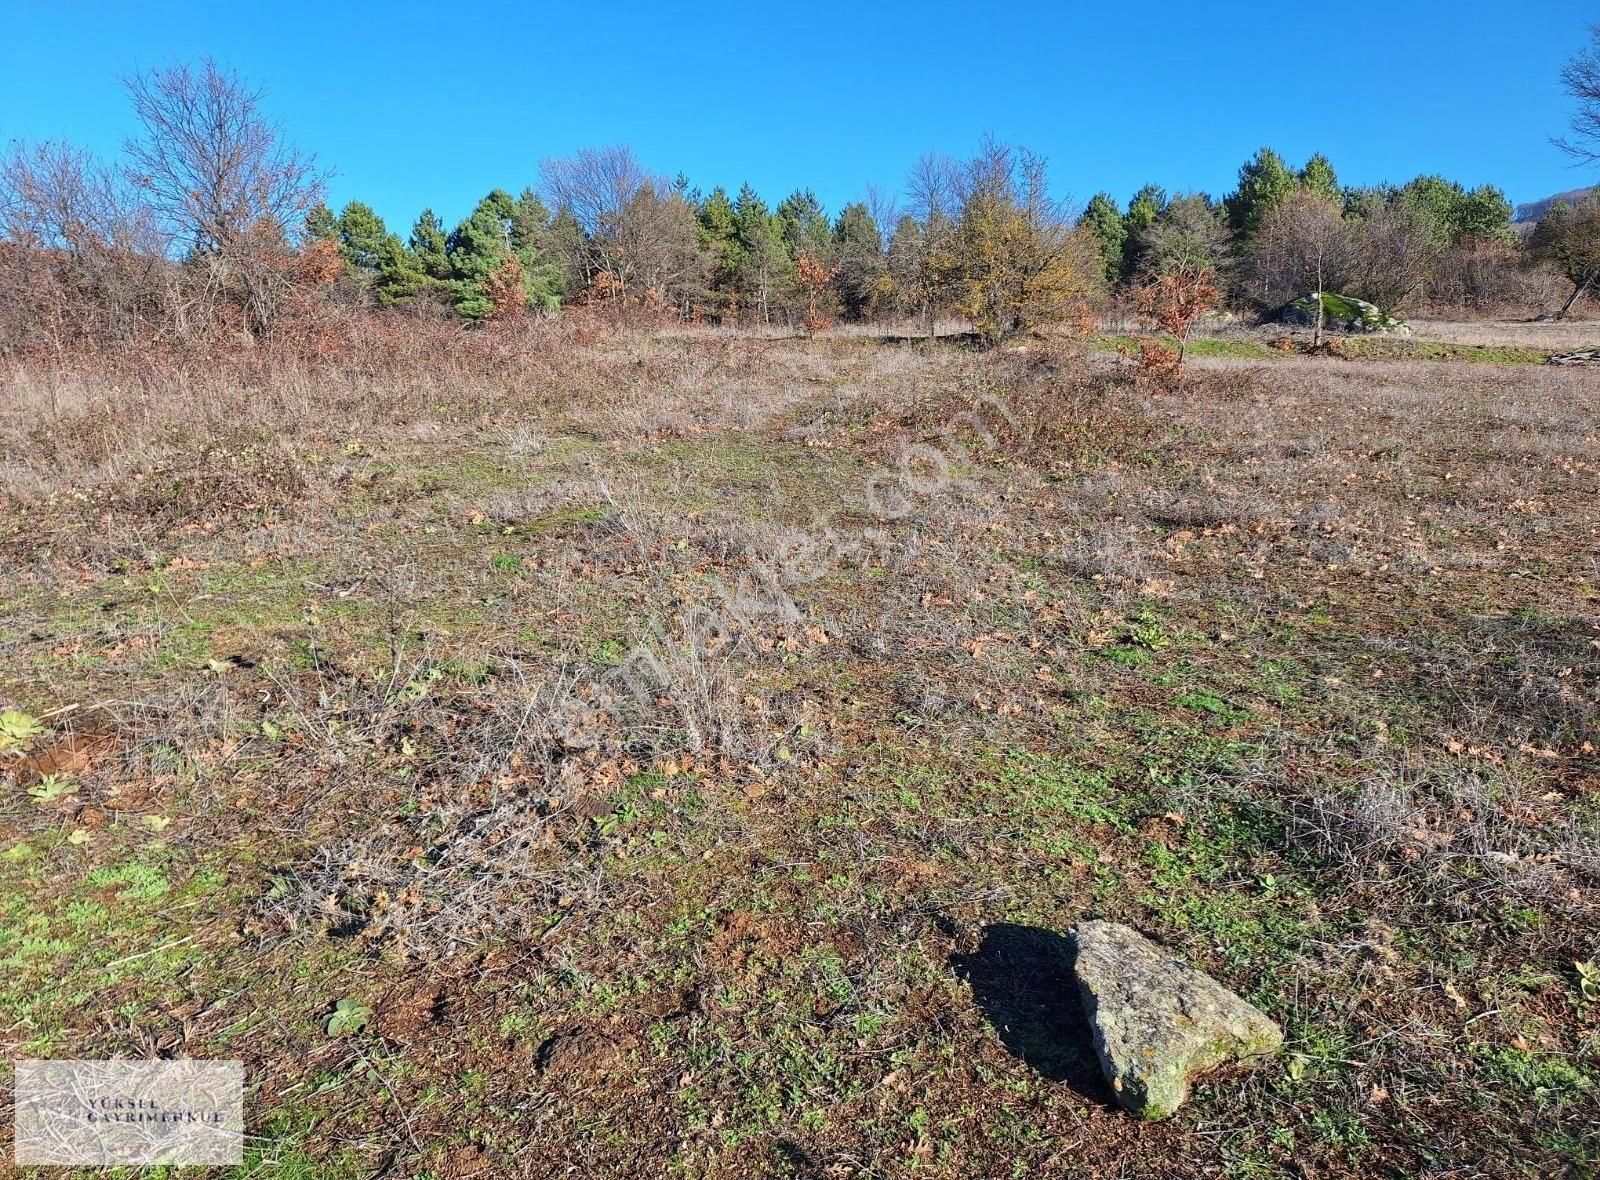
[3,0,1594,233]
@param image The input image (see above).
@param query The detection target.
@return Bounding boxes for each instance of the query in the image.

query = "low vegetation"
[2,323,1597,1176]
[5,25,1600,1180]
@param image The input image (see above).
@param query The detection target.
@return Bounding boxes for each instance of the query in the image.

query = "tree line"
[292,138,1102,344]
[1,55,1595,359]
[283,144,1539,333]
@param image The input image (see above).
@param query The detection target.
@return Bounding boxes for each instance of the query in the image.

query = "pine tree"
[509,188,549,252]
[697,187,744,318]
[445,190,569,319]
[1225,148,1296,237]
[1341,185,1398,221]
[334,202,393,279]
[409,209,450,279]
[1453,184,1514,243]
[508,187,572,304]
[448,196,517,319]
[831,202,884,319]
[734,184,789,324]
[312,201,432,306]
[776,189,830,259]
[1299,154,1340,204]
[1122,185,1167,278]
[1396,177,1513,246]
[1078,192,1127,287]
[698,187,738,246]
[304,202,337,243]
[371,235,430,307]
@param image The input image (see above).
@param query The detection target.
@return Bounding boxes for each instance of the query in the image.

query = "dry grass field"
[1,332,1597,1178]
[1406,317,1600,350]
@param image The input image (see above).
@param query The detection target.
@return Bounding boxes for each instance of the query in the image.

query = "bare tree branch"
[1556,24,1600,163]
[123,57,325,255]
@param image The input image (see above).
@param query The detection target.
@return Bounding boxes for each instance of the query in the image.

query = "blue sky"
[2,1,1594,234]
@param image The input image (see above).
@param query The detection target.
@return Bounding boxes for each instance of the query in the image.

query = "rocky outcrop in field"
[1280,292,1410,335]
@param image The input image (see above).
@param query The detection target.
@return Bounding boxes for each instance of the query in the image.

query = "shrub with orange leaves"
[1135,264,1220,371]
[294,239,344,287]
[484,253,527,321]
[582,270,626,307]
[1135,340,1182,383]
[793,251,838,338]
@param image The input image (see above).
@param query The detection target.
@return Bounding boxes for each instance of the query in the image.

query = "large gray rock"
[1071,921,1283,1119]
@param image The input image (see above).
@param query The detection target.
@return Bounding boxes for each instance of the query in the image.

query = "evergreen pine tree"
[371,235,430,307]
[304,202,338,243]
[1394,176,1512,247]
[1078,192,1127,287]
[734,184,790,324]
[1122,185,1167,278]
[445,190,568,318]
[776,190,831,259]
[409,209,451,279]
[447,196,517,319]
[314,202,431,306]
[1453,185,1514,242]
[696,187,743,319]
[334,202,394,279]
[1225,148,1296,236]
[1299,154,1341,204]
[831,202,884,319]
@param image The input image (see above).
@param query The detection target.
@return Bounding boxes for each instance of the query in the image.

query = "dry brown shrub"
[130,434,311,523]
[901,349,1152,474]
[1133,340,1182,386]
[794,251,838,338]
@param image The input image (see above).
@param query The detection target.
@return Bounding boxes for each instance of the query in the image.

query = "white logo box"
[13,1059,244,1166]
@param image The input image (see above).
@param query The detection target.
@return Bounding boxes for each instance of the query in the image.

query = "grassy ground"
[1,334,1597,1178]
[1098,332,1562,365]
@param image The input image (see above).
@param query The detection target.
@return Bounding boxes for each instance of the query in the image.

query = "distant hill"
[1515,186,1598,223]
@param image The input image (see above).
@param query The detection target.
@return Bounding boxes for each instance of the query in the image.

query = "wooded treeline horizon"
[3,56,1598,359]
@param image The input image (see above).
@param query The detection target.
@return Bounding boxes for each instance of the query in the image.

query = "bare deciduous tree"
[124,58,324,255]
[1528,192,1600,317]
[539,146,648,247]
[1134,193,1232,279]
[539,145,701,313]
[1428,238,1554,312]
[122,58,325,336]
[1557,24,1600,163]
[1250,191,1355,308]
[1347,200,1438,312]
[901,153,961,337]
[0,140,168,350]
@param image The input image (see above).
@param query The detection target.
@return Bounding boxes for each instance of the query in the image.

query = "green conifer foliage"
[1299,154,1341,204]
[831,201,884,318]
[1079,192,1127,286]
[1225,148,1295,236]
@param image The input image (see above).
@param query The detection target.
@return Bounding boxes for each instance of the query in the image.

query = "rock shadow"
[949,922,1113,1105]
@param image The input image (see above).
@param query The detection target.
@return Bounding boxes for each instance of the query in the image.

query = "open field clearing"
[1405,317,1600,350]
[1,336,1596,1177]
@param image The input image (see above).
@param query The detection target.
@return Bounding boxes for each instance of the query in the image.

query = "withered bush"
[898,347,1153,474]
[121,430,313,525]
